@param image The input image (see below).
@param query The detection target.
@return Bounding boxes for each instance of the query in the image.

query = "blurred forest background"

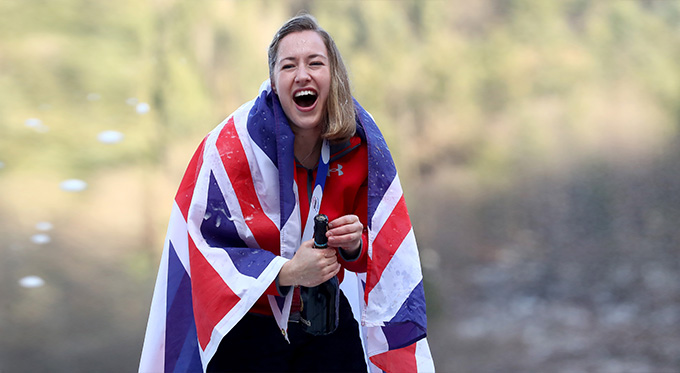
[2,0,680,372]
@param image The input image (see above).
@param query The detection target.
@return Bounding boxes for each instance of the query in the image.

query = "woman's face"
[272,30,331,134]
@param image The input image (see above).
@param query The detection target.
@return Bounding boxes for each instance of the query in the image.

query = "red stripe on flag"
[189,235,239,350]
[369,342,417,373]
[175,137,207,220]
[365,196,411,299]
[216,117,280,253]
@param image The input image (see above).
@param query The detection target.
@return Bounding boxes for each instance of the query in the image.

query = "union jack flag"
[139,81,434,372]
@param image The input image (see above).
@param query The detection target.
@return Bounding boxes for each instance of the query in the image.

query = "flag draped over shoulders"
[139,81,434,373]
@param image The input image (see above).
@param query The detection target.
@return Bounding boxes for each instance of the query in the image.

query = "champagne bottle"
[300,214,340,335]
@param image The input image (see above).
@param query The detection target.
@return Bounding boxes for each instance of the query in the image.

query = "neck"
[295,134,322,169]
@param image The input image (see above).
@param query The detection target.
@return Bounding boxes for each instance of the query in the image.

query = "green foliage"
[2,0,679,184]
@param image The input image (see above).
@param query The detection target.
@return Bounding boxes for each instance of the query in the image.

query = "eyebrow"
[278,53,328,65]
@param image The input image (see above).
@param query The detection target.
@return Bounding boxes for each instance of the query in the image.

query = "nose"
[295,65,311,83]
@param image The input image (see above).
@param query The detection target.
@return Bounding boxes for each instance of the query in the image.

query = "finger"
[327,226,359,238]
[328,214,359,229]
[323,263,341,281]
[328,229,361,239]
[327,231,361,245]
[328,221,362,237]
[324,254,338,266]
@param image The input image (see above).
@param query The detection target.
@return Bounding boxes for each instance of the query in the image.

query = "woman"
[140,14,432,373]
[208,14,369,372]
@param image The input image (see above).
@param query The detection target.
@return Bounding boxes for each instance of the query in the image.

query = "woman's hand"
[279,239,340,287]
[327,214,363,259]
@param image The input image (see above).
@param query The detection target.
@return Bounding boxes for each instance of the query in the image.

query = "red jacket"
[249,134,369,315]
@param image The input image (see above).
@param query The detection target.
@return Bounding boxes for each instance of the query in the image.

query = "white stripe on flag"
[280,179,302,259]
[139,235,171,373]
[368,174,403,257]
[340,270,370,368]
[415,338,435,372]
[366,324,389,358]
[166,202,191,274]
[364,228,422,323]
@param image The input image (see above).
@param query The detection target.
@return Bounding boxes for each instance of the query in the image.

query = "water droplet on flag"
[19,276,45,288]
[97,130,124,144]
[87,93,101,101]
[35,221,53,231]
[0,161,5,169]
[136,102,150,114]
[60,179,88,192]
[31,233,51,244]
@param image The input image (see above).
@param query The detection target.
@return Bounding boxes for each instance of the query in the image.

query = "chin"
[294,120,322,131]
[291,112,323,129]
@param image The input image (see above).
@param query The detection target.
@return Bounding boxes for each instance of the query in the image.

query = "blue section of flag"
[200,171,248,249]
[380,281,427,350]
[225,247,275,278]
[172,330,202,373]
[272,94,296,230]
[165,242,201,372]
[247,91,278,164]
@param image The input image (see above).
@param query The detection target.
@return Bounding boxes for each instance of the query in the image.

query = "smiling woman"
[139,13,432,373]
[271,29,332,158]
[268,15,356,145]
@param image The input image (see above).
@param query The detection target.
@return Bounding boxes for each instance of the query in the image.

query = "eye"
[281,64,295,70]
[310,61,324,67]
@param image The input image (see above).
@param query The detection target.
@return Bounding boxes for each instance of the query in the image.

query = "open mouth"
[294,89,318,108]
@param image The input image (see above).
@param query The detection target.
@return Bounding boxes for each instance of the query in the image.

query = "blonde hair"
[268,14,356,142]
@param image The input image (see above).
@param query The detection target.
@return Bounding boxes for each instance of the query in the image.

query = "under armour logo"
[328,164,343,176]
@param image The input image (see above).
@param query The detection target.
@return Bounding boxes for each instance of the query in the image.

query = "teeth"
[295,90,316,97]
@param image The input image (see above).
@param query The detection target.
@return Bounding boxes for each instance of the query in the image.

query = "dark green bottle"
[300,214,339,335]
